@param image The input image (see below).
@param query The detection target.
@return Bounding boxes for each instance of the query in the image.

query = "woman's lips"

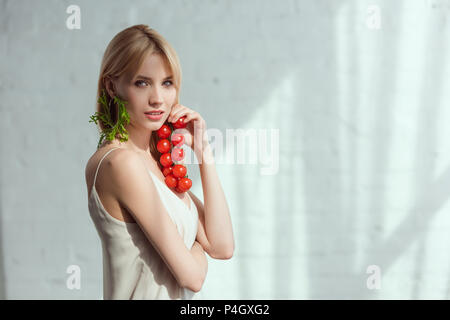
[144,111,164,120]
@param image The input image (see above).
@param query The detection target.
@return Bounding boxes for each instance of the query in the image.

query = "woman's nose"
[149,86,164,104]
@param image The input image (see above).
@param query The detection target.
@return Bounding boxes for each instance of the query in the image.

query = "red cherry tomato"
[177,177,192,192]
[157,124,172,139]
[157,139,171,153]
[159,153,173,167]
[172,164,187,178]
[171,133,185,146]
[162,166,173,177]
[171,147,185,162]
[165,174,177,188]
[175,179,183,192]
[173,116,187,129]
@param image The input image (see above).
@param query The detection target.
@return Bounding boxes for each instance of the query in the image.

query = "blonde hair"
[95,24,182,163]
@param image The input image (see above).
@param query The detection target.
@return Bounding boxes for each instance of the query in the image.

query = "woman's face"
[110,52,177,131]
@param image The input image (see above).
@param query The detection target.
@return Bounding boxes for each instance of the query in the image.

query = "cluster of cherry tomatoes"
[156,116,192,193]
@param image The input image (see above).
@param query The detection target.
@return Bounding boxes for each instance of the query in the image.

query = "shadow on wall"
[0,200,5,299]
[227,0,450,299]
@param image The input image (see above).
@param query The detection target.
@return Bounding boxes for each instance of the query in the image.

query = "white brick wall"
[1,0,450,299]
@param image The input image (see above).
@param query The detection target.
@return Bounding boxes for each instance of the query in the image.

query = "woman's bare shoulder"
[86,146,127,171]
[85,147,137,190]
[96,147,138,174]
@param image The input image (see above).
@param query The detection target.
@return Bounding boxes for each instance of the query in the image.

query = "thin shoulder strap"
[93,147,121,187]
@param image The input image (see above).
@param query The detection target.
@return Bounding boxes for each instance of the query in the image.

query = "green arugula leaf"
[88,89,130,149]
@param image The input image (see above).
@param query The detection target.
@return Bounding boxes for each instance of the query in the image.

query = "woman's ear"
[103,76,117,99]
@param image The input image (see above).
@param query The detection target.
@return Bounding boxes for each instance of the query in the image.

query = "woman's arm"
[109,149,206,292]
[168,104,235,259]
[197,143,235,258]
[190,240,208,285]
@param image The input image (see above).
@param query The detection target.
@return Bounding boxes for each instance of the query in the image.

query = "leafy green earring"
[89,89,130,149]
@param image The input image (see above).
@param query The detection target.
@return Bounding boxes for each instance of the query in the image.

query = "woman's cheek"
[167,88,177,104]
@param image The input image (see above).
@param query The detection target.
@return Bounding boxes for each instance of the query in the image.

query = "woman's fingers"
[182,111,198,123]
[170,110,188,123]
[169,104,188,122]
[168,105,206,131]
[170,107,197,124]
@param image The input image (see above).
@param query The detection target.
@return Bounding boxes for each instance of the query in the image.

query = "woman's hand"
[168,104,208,157]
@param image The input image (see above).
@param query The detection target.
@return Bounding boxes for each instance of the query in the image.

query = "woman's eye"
[135,80,147,87]
[135,80,172,87]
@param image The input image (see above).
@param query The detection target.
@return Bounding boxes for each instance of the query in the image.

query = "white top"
[88,147,203,300]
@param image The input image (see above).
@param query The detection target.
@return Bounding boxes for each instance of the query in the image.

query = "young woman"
[85,24,234,300]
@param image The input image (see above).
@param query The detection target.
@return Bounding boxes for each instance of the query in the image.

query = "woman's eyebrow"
[135,75,173,80]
